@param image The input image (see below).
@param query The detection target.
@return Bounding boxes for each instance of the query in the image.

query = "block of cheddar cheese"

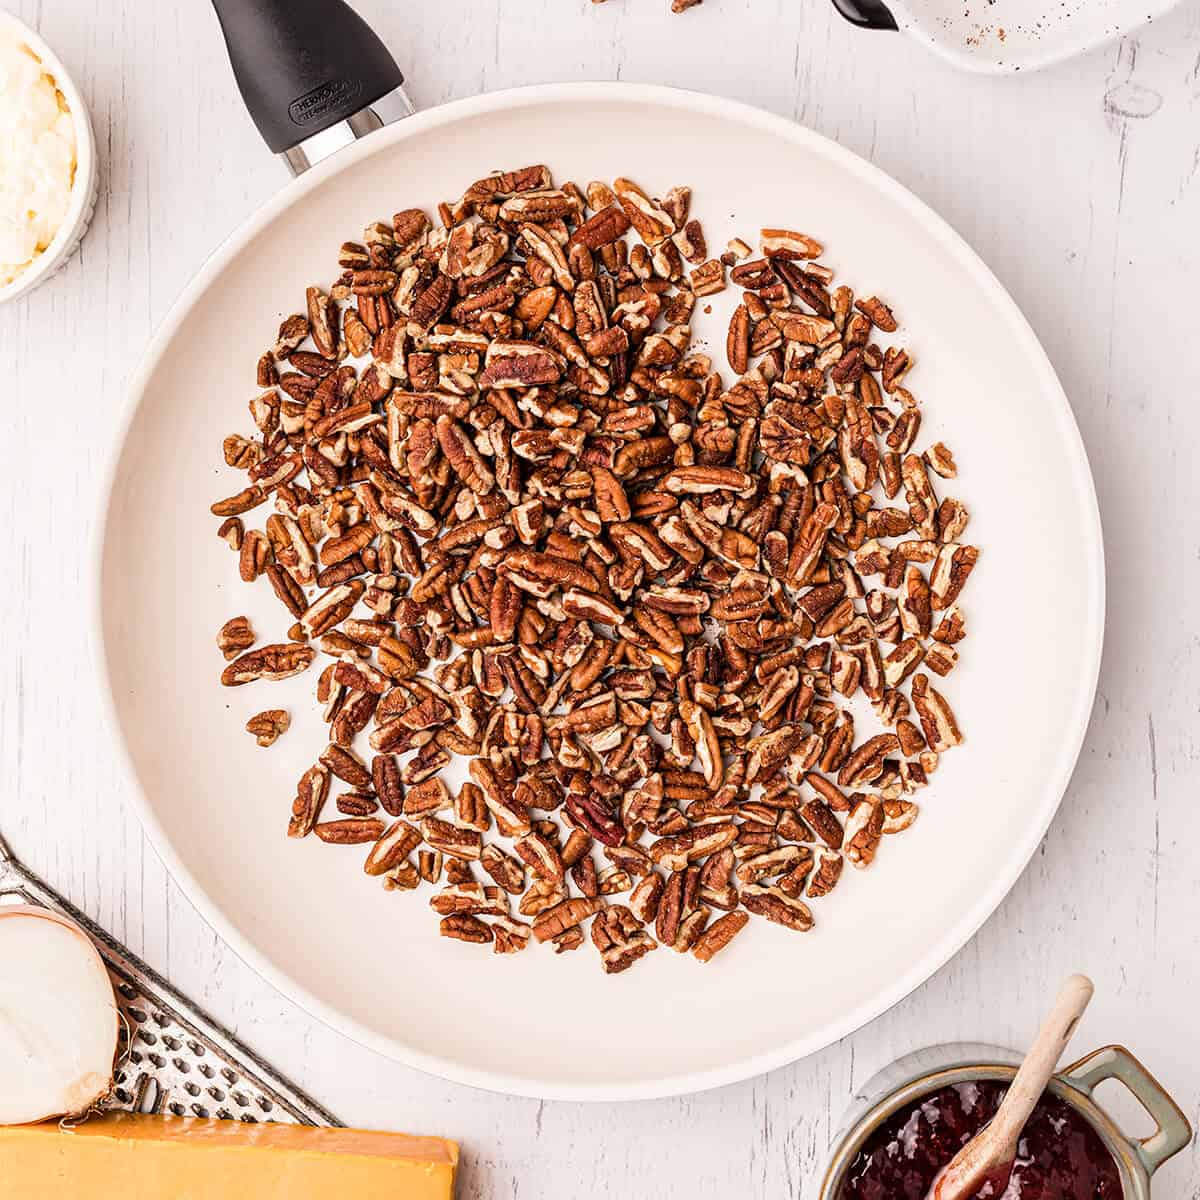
[0,1111,458,1199]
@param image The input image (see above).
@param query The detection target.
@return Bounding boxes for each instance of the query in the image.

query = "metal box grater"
[0,833,339,1127]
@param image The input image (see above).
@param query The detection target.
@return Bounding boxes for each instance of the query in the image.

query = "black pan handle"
[211,0,405,157]
[830,0,898,31]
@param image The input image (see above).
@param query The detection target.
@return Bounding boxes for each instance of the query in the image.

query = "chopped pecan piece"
[532,896,604,943]
[629,871,665,923]
[933,606,966,644]
[649,822,738,872]
[210,486,265,517]
[910,673,963,753]
[319,743,371,788]
[741,884,814,932]
[480,844,526,894]
[422,816,483,860]
[882,799,919,834]
[838,733,900,789]
[692,911,749,963]
[801,799,844,849]
[591,904,658,973]
[491,916,532,955]
[924,644,958,676]
[930,543,979,610]
[613,177,674,245]
[843,798,884,868]
[246,709,289,747]
[429,882,507,917]
[363,818,421,875]
[515,830,565,882]
[807,851,843,898]
[855,296,897,332]
[439,914,493,944]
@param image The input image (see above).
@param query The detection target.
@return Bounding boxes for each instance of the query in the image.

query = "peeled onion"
[0,906,119,1125]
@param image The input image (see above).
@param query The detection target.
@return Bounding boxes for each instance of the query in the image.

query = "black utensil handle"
[830,0,898,31]
[211,0,404,154]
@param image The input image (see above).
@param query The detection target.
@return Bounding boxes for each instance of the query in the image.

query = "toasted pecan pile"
[211,165,977,972]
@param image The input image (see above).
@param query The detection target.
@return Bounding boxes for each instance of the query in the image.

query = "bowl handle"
[829,0,898,32]
[1061,1045,1193,1176]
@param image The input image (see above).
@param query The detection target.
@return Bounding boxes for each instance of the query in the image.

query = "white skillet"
[94,6,1104,1104]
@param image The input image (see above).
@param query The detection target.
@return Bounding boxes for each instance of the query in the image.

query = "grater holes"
[138,1078,162,1114]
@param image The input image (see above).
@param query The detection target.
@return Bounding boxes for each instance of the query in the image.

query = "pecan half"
[220,644,315,686]
[315,817,386,845]
[288,764,329,839]
[217,616,255,661]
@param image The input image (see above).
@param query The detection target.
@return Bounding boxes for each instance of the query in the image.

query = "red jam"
[841,1081,1122,1200]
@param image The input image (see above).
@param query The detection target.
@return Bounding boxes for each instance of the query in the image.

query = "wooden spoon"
[929,974,1095,1200]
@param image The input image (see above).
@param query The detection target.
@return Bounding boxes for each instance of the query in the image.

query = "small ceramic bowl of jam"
[820,1042,1191,1199]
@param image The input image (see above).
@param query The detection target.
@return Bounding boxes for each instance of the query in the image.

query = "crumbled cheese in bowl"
[0,32,77,288]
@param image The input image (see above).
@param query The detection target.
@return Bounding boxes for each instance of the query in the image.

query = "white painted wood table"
[3,0,1199,1194]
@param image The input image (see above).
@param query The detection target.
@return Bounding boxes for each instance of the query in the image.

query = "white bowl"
[0,12,98,304]
[883,0,1185,74]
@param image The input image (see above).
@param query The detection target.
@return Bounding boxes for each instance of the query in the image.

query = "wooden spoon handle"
[933,974,1094,1200]
[999,974,1095,1136]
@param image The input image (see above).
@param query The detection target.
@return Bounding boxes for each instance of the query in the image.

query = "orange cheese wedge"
[0,1112,458,1199]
